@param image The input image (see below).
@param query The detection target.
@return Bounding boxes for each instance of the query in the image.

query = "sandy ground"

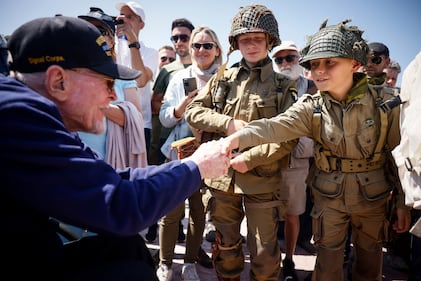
[142,202,409,281]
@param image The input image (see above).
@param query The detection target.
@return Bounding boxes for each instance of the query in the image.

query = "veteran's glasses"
[191,42,215,50]
[274,55,297,65]
[170,34,189,43]
[68,69,115,91]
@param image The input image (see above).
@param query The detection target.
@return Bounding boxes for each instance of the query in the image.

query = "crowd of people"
[1,2,420,281]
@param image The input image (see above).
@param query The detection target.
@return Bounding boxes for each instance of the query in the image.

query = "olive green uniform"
[185,58,297,281]
[233,73,405,281]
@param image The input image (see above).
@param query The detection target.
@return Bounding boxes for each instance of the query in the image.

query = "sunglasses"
[274,55,297,65]
[370,56,383,65]
[97,27,111,37]
[69,69,115,91]
[170,34,189,43]
[191,42,215,50]
[160,56,176,63]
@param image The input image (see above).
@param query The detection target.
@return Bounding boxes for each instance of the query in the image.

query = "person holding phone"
[157,26,223,281]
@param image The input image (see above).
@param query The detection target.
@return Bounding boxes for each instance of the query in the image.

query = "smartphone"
[183,77,197,95]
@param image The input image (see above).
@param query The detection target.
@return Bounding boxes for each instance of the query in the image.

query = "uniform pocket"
[249,93,278,119]
[356,170,392,201]
[222,97,238,116]
[357,122,378,158]
[311,170,344,198]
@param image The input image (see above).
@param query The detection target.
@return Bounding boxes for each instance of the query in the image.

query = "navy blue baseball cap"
[8,16,140,80]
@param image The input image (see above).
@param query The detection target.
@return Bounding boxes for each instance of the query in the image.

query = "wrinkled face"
[237,32,268,65]
[190,31,220,70]
[384,68,399,88]
[272,49,302,80]
[171,26,192,59]
[61,68,116,133]
[363,53,390,78]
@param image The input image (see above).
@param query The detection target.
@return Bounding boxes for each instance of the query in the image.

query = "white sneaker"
[181,263,200,281]
[156,263,173,281]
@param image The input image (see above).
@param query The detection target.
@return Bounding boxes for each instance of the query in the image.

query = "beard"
[278,63,303,80]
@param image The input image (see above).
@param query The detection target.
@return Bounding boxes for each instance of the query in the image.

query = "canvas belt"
[326,154,386,173]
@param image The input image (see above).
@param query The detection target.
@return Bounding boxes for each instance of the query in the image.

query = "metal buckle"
[404,157,413,172]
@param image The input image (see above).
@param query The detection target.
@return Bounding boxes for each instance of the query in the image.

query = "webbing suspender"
[312,90,388,170]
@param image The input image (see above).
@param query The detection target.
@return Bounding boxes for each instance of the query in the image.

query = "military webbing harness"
[211,63,297,212]
[311,88,388,173]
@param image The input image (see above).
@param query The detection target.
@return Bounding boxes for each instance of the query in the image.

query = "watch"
[128,42,140,49]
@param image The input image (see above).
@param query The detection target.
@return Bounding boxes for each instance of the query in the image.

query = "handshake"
[177,137,236,179]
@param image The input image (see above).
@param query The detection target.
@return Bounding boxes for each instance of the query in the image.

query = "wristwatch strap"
[128,42,140,49]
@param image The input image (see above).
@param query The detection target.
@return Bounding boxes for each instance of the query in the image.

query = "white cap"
[271,40,299,57]
[116,1,146,22]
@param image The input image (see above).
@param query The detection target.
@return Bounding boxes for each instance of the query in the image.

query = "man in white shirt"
[115,1,158,152]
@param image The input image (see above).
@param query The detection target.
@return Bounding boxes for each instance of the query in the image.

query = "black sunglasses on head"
[191,42,215,50]
[274,55,297,65]
[97,26,110,37]
[370,56,383,65]
[170,34,189,43]
[160,56,176,63]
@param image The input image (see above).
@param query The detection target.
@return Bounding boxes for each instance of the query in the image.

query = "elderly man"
[1,16,229,280]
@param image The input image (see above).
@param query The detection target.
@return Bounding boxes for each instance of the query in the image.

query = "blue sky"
[2,0,420,87]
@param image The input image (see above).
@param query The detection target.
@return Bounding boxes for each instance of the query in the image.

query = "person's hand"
[174,89,199,118]
[230,152,249,173]
[393,208,411,233]
[183,140,230,179]
[219,135,239,156]
[226,119,248,136]
[115,16,138,42]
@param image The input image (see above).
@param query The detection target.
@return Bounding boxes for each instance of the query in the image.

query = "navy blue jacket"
[0,74,201,255]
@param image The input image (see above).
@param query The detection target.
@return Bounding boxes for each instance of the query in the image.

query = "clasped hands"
[185,119,246,178]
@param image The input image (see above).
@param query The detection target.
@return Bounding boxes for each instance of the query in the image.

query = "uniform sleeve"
[237,95,315,151]
[185,74,233,135]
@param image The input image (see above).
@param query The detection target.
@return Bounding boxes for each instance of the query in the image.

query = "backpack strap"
[371,87,389,162]
[311,95,323,144]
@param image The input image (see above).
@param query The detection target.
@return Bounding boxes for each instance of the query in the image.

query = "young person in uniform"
[220,19,411,281]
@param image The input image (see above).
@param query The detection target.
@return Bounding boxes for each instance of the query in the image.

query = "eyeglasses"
[68,69,115,91]
[160,56,176,63]
[274,55,297,65]
[370,56,383,65]
[191,42,215,50]
[170,34,189,43]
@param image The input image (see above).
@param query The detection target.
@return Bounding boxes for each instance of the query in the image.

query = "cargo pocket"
[356,171,392,201]
[311,170,344,198]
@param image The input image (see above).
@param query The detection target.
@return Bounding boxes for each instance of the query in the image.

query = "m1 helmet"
[299,19,369,69]
[229,4,281,52]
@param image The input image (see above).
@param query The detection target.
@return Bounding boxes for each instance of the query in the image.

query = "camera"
[183,77,197,95]
[114,19,124,25]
